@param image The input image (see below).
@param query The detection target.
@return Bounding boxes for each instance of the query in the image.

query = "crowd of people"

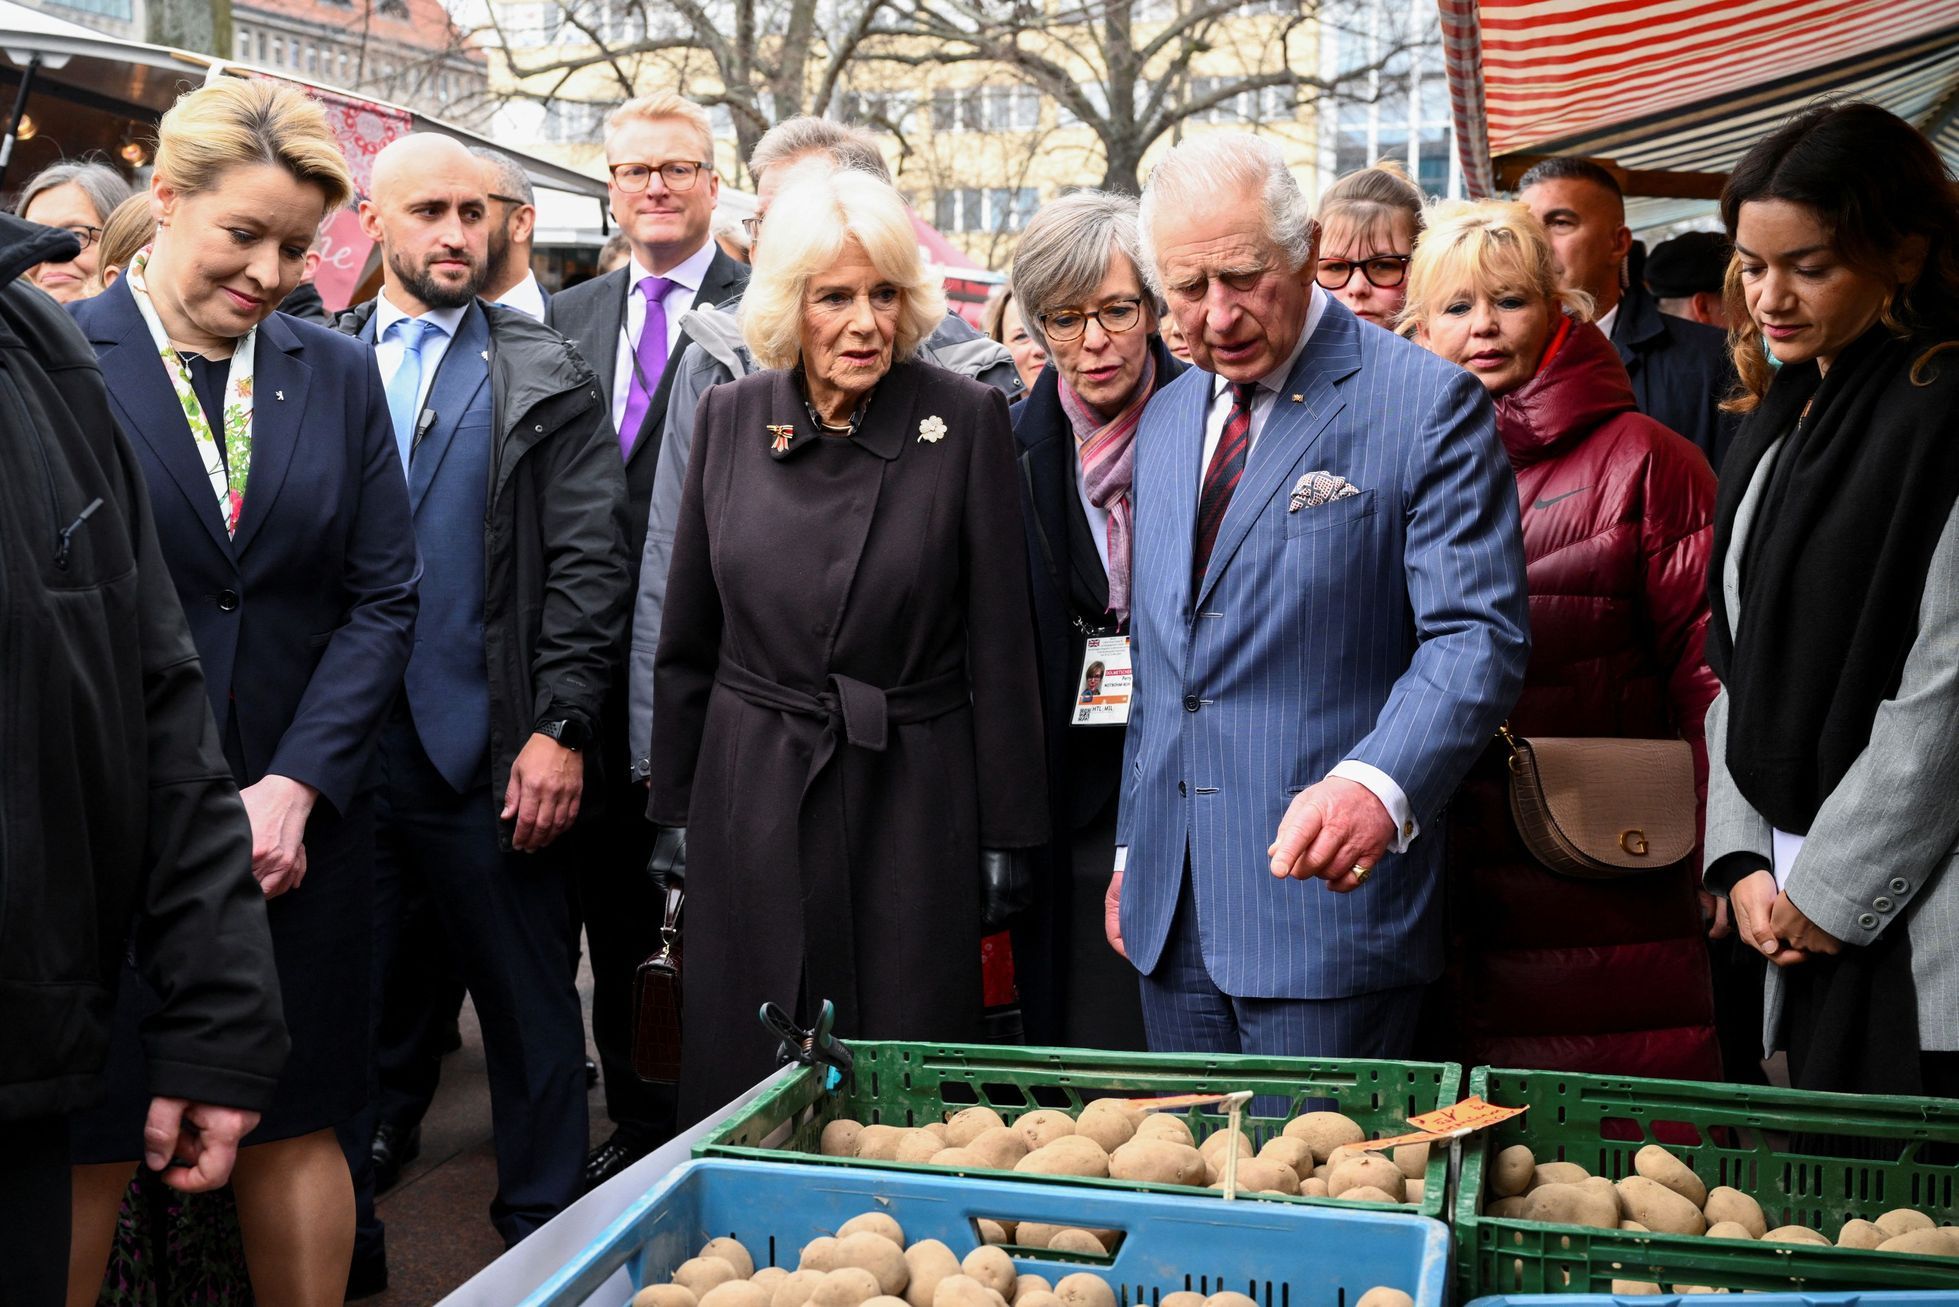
[2,76,1955,1307]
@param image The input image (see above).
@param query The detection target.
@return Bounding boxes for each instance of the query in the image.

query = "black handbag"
[630,877,684,1083]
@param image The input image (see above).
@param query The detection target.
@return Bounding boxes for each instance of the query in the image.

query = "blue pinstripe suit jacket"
[1116,299,1529,1000]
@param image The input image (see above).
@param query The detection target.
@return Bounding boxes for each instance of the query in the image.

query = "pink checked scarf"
[1057,350,1155,623]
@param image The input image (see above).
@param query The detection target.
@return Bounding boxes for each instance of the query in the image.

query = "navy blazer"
[72,280,421,814]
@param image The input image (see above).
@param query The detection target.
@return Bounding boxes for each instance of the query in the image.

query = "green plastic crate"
[694,1039,1460,1220]
[1455,1066,1959,1298]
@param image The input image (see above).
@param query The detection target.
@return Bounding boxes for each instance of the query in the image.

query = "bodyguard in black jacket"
[0,216,283,1298]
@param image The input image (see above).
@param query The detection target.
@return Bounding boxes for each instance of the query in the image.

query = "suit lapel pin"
[767,423,795,454]
[481,350,490,362]
[918,414,947,443]
[275,390,284,401]
[1291,393,1304,403]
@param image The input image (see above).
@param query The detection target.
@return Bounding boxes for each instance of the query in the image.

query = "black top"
[181,351,232,472]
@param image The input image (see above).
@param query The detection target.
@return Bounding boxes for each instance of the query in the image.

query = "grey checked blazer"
[1706,441,1959,1053]
[1116,298,1530,1003]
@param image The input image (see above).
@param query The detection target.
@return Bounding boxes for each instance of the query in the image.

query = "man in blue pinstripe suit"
[1110,133,1529,1057]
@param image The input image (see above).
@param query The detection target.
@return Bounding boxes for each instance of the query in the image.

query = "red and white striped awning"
[1440,0,1959,222]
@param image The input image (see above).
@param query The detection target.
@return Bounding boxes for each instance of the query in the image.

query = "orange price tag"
[1357,1096,1528,1152]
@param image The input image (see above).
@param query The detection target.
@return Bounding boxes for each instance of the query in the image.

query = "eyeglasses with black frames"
[64,224,104,252]
[1316,254,1411,291]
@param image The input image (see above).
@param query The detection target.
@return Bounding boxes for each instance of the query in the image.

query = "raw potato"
[856,1126,906,1161]
[1523,1182,1620,1230]
[923,1123,949,1142]
[1013,1223,1059,1249]
[1609,1283,1662,1296]
[930,1149,987,1169]
[812,1269,884,1307]
[1080,1099,1142,1128]
[676,1257,742,1297]
[1299,1178,1330,1197]
[1074,1110,1137,1153]
[1162,1295,1205,1307]
[966,1127,1030,1170]
[1761,1226,1830,1246]
[1837,1219,1887,1249]
[1324,1144,1371,1172]
[1206,1294,1259,1307]
[838,1214,905,1247]
[1337,1186,1401,1204]
[822,1120,865,1157]
[1013,1110,1078,1150]
[1405,1179,1425,1205]
[944,1107,1007,1149]
[1109,1139,1209,1187]
[1633,1145,1708,1208]
[1875,1208,1936,1238]
[1671,1288,1728,1296]
[866,1299,910,1307]
[1621,1221,1649,1232]
[1045,1229,1106,1255]
[634,1288,699,1307]
[974,1220,1008,1246]
[703,1237,758,1279]
[902,1241,961,1307]
[1284,1112,1365,1162]
[754,1271,790,1291]
[1135,1114,1196,1148]
[700,1285,771,1307]
[1259,1137,1315,1174]
[931,1277,1005,1307]
[961,1247,1017,1300]
[1355,1289,1414,1307]
[1490,1145,1536,1198]
[1702,1187,1768,1240]
[1210,1157,1302,1195]
[1017,1144,1109,1178]
[1487,1196,1530,1219]
[1053,1273,1117,1307]
[1328,1153,1406,1202]
[896,1131,946,1164]
[1018,1296,1063,1307]
[801,1239,840,1273]
[1047,1135,1113,1162]
[1016,1276,1053,1298]
[1705,1222,1756,1241]
[834,1233,909,1296]
[1200,1129,1255,1161]
[1876,1228,1959,1256]
[773,1271,827,1307]
[1392,1143,1430,1181]
[1617,1176,1707,1236]
[1527,1161,1591,1189]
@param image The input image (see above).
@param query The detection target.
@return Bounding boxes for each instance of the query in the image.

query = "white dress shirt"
[1194,284,1417,854]
[1075,462,1112,574]
[373,289,470,422]
[495,270,547,321]
[610,240,718,435]
[1595,301,1620,342]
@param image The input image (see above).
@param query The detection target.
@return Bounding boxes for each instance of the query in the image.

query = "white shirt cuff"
[1329,760,1418,852]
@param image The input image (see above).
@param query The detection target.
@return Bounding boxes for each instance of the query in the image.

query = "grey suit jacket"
[1705,438,1959,1053]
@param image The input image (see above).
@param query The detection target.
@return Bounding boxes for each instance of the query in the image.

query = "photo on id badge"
[1073,635,1132,726]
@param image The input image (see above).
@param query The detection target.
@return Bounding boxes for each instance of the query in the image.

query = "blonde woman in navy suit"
[65,80,418,1306]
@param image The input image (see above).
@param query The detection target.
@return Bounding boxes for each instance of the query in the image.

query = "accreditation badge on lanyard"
[1072,634,1132,726]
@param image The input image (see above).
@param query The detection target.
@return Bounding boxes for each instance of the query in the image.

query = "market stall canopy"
[1440,0,1959,230]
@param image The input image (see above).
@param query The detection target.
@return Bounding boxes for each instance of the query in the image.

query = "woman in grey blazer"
[1704,102,1959,1098]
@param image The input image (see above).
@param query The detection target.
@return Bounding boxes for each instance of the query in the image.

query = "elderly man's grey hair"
[1137,132,1312,294]
[470,146,534,207]
[15,159,133,228]
[1010,190,1149,352]
[748,116,892,187]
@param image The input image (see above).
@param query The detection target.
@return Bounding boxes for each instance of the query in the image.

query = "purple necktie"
[619,274,676,456]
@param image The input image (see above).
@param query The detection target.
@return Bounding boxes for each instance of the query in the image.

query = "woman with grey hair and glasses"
[1007,189,1185,1050]
[15,160,132,302]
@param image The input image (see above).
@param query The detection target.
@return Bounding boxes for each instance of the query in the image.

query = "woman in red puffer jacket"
[1401,199,1722,1079]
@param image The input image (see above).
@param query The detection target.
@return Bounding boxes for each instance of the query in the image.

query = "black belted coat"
[648,358,1047,1122]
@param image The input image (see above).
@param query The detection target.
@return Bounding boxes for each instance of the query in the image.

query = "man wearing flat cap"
[1646,230,1733,331]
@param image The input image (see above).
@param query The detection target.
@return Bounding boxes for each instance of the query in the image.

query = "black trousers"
[354,715,587,1247]
[0,1114,71,1306]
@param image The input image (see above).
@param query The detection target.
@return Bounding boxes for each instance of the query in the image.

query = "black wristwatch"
[536,718,590,750]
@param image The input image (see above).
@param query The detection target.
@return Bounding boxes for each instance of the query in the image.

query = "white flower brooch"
[917,414,947,443]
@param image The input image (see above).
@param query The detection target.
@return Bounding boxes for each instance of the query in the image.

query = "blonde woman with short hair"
[66,77,419,1306]
[647,164,1048,1121]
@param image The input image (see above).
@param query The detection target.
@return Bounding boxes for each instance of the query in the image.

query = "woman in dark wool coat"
[649,162,1047,1122]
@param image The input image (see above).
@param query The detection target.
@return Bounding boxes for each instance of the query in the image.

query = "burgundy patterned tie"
[1192,381,1260,590]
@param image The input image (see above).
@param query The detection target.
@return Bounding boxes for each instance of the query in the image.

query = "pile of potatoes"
[626,1211,1418,1307]
[816,1102,1428,1205]
[1481,1141,1959,1288]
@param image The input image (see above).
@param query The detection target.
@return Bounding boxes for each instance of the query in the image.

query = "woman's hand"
[239,775,317,898]
[1769,890,1844,963]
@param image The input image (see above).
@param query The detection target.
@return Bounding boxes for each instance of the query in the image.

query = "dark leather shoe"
[345,1243,388,1300]
[581,1135,648,1193]
[370,1122,421,1195]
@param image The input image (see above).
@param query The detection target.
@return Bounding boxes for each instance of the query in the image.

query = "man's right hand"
[1104,869,1126,959]
[1728,869,1793,961]
[143,1097,260,1192]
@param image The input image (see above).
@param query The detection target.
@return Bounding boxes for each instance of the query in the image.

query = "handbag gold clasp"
[1620,830,1650,856]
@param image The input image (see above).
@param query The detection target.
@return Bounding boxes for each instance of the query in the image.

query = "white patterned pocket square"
[1289,471,1362,512]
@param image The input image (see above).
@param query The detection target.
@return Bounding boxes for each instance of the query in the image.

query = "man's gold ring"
[1351,863,1373,885]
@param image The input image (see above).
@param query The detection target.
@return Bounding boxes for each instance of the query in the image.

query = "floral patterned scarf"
[125,246,257,537]
[1058,350,1155,623]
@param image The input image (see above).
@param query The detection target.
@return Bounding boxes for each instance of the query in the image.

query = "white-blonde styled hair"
[740,162,946,371]
[1138,131,1313,295]
[603,91,715,165]
[1397,198,1593,335]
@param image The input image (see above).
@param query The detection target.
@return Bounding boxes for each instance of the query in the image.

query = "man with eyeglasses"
[545,90,749,1195]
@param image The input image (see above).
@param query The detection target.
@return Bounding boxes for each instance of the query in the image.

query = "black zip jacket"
[0,214,286,1120]
[335,298,631,826]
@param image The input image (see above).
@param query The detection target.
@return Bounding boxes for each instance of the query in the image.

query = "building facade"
[232,0,490,126]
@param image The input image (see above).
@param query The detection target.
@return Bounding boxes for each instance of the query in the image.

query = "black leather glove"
[647,824,687,890]
[980,848,1034,933]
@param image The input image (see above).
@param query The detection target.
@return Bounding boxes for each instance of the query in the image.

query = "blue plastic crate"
[522,1160,1454,1307]
[1466,1297,1959,1307]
